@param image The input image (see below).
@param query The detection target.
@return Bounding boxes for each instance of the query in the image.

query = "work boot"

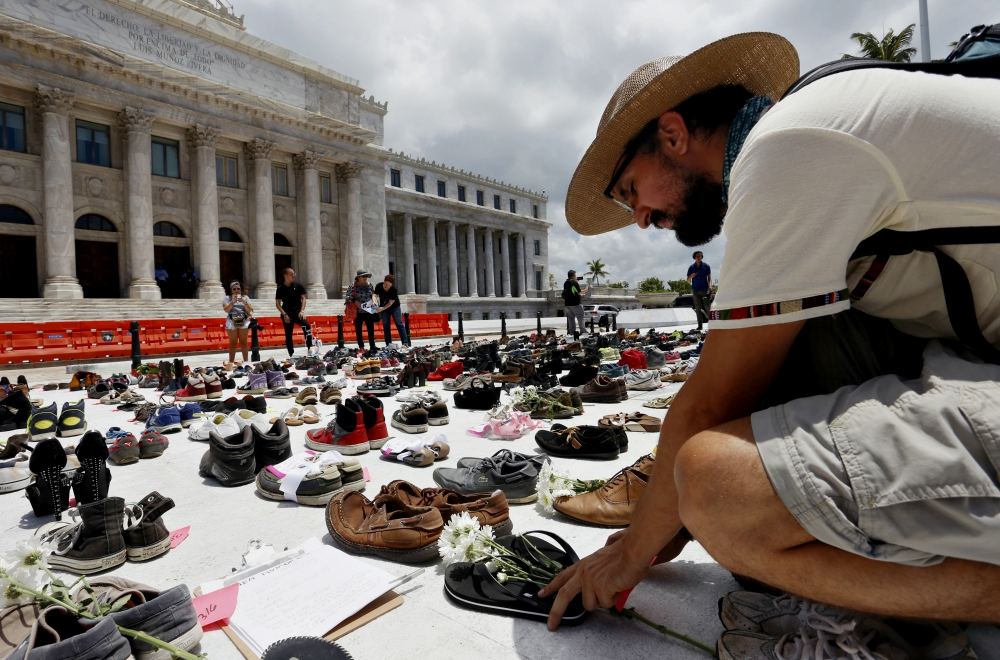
[7,607,131,660]
[123,491,174,562]
[37,497,128,574]
[155,361,173,392]
[199,426,255,486]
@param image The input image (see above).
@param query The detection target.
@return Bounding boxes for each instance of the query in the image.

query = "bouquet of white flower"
[535,462,606,513]
[0,538,205,659]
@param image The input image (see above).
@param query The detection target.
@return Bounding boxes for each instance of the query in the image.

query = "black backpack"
[781,25,1000,364]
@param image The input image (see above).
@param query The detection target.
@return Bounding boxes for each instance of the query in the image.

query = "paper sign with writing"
[192,583,238,628]
[169,526,190,549]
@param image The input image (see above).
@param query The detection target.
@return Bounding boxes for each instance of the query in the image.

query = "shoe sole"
[175,394,207,401]
[367,437,389,450]
[180,419,203,428]
[237,389,266,395]
[305,438,370,455]
[578,395,627,404]
[0,475,30,493]
[137,623,204,660]
[255,472,344,506]
[127,536,171,561]
[57,426,87,437]
[140,448,166,459]
[148,423,182,434]
[47,547,127,574]
[427,416,450,426]
[326,526,441,563]
[391,418,428,434]
[29,431,57,441]
[206,391,223,399]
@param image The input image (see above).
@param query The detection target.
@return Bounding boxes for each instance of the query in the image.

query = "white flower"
[2,538,51,571]
[538,489,555,513]
[438,512,484,564]
[0,557,41,607]
[551,489,575,499]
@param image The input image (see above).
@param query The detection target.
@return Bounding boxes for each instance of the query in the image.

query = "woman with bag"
[223,280,253,366]
[345,269,378,351]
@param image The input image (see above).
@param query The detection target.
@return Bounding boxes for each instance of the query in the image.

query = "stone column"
[483,229,495,297]
[516,233,527,298]
[187,124,224,299]
[402,213,415,294]
[246,139,277,300]
[119,108,159,299]
[37,86,82,299]
[336,163,364,291]
[465,225,478,298]
[500,230,512,298]
[446,221,459,297]
[294,151,326,299]
[424,217,438,296]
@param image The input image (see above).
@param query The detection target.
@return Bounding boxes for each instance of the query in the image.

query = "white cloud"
[239,0,996,286]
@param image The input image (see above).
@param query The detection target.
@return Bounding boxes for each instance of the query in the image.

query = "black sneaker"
[534,425,620,460]
[123,491,174,561]
[558,365,598,388]
[27,403,59,441]
[56,400,87,437]
[433,452,548,504]
[391,402,429,434]
[452,379,500,410]
[35,497,128,574]
[250,419,291,473]
[199,426,255,486]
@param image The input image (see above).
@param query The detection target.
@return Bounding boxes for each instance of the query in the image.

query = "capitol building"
[0,0,551,321]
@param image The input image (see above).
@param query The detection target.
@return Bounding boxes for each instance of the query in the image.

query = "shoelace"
[774,614,894,660]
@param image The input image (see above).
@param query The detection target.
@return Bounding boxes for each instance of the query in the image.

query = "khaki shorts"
[752,341,1000,567]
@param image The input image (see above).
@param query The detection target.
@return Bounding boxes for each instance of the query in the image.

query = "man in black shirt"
[562,270,588,340]
[274,268,313,357]
[375,274,409,346]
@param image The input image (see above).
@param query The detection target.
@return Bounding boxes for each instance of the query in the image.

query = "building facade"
[0,0,549,321]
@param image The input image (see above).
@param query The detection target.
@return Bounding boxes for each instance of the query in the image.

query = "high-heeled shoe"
[26,438,70,518]
[72,430,112,505]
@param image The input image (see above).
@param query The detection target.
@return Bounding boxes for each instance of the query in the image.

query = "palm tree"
[845,24,917,61]
[585,258,609,285]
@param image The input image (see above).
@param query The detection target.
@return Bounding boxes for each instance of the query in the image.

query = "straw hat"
[565,32,799,236]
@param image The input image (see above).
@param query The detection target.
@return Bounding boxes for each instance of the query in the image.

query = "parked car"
[583,304,619,328]
[668,293,715,308]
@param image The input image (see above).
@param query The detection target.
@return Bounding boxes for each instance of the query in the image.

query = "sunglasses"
[603,118,661,213]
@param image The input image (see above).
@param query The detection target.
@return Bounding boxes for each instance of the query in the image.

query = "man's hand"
[282,314,290,323]
[298,311,306,320]
[538,533,650,630]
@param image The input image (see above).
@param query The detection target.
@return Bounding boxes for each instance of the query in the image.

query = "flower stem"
[619,607,716,657]
[116,626,204,660]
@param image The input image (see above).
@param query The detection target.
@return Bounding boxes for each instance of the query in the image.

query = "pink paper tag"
[169,526,190,549]
[362,467,371,482]
[192,583,238,628]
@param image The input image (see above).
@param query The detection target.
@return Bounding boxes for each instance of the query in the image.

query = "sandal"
[300,405,320,425]
[280,407,304,427]
[599,412,662,432]
[642,395,675,409]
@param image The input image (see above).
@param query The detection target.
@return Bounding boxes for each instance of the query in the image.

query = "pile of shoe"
[305,396,389,455]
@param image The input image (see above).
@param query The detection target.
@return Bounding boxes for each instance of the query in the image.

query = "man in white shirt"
[542,32,1000,654]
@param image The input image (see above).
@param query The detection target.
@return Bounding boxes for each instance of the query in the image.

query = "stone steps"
[0,298,347,322]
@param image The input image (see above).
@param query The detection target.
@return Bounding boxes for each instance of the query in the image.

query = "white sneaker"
[188,413,240,441]
[624,369,659,391]
[230,409,272,433]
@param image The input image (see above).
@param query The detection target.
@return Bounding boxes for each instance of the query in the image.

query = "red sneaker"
[305,399,368,455]
[175,374,207,401]
[618,349,647,371]
[202,371,223,399]
[355,396,389,449]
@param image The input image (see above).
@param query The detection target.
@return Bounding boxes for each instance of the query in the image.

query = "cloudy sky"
[241,0,994,288]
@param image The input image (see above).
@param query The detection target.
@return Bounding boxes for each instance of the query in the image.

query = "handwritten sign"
[192,583,238,628]
[169,526,190,549]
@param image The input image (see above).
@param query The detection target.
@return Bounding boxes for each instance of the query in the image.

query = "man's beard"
[649,158,726,247]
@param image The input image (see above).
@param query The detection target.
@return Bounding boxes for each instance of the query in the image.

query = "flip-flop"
[443,531,587,625]
[300,405,320,425]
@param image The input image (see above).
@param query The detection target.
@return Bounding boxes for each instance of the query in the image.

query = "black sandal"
[443,531,587,625]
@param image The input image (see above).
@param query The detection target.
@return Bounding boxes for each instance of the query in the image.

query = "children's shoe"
[145,406,182,434]
[56,399,87,437]
[177,402,205,428]
[107,430,140,465]
[139,430,169,459]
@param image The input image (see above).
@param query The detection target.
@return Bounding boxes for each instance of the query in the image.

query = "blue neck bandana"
[722,95,773,206]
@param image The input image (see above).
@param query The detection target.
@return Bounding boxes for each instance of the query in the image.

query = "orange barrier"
[0,314,451,364]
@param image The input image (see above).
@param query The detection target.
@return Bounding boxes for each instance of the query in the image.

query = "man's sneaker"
[73,577,202,658]
[202,370,223,399]
[558,365,598,388]
[354,396,390,449]
[174,374,207,401]
[643,346,667,368]
[250,419,291,472]
[138,430,169,459]
[145,406,182,434]
[534,425,620,460]
[121,491,174,561]
[391,402,429,434]
[27,403,58,441]
[106,429,140,465]
[452,378,500,410]
[598,363,628,379]
[717,618,908,660]
[189,412,240,441]
[433,451,547,504]
[177,402,204,428]
[230,409,273,433]
[56,399,87,437]
[305,400,369,455]
[6,607,131,660]
[255,451,364,505]
[265,370,285,390]
[624,369,659,391]
[35,497,128,574]
[238,372,267,394]
[420,391,450,426]
[571,375,627,403]
[200,426,256,486]
[357,377,397,397]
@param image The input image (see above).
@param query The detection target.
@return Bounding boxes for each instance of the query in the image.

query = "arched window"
[273,233,292,247]
[153,221,184,238]
[75,214,116,232]
[218,227,242,243]
[0,205,32,225]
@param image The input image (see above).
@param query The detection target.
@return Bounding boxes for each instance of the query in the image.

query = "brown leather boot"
[325,491,442,562]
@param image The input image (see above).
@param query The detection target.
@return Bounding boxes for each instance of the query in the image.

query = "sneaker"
[199,426,256,486]
[230,409,273,433]
[202,370,223,399]
[27,403,58,441]
[717,617,908,660]
[132,402,156,422]
[177,402,204,428]
[452,378,500,410]
[189,412,240,441]
[35,497,128,574]
[122,491,174,561]
[391,401,429,434]
[56,400,87,437]
[354,396,389,449]
[599,347,621,361]
[571,375,627,403]
[174,373,207,401]
[618,348,647,370]
[238,372,267,394]
[138,430,169,459]
[624,369,659,391]
[107,430,140,465]
[534,425,620,460]
[598,363,627,379]
[145,406,182,434]
[250,419,291,472]
[643,346,667,369]
[305,400,369,455]
[265,369,285,390]
[433,451,547,504]
[6,607,131,660]
[719,592,855,638]
[255,451,363,505]
[416,391,449,426]
[427,361,463,381]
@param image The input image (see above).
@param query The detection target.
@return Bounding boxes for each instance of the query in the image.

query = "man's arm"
[299,293,307,318]
[542,320,805,628]
[275,297,287,320]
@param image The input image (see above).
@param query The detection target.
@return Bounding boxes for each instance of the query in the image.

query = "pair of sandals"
[380,435,450,467]
[275,405,320,426]
[598,411,662,432]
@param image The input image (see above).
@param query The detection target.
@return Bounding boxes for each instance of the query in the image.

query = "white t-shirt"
[712,69,1000,347]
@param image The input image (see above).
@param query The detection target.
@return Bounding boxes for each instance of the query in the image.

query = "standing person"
[561,270,588,340]
[274,267,313,358]
[154,266,168,296]
[345,269,378,351]
[181,267,200,299]
[686,250,712,330]
[223,281,253,366]
[375,274,408,346]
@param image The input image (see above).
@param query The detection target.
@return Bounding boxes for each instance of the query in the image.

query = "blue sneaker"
[146,406,182,434]
[105,426,132,446]
[598,364,626,379]
[177,402,205,429]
